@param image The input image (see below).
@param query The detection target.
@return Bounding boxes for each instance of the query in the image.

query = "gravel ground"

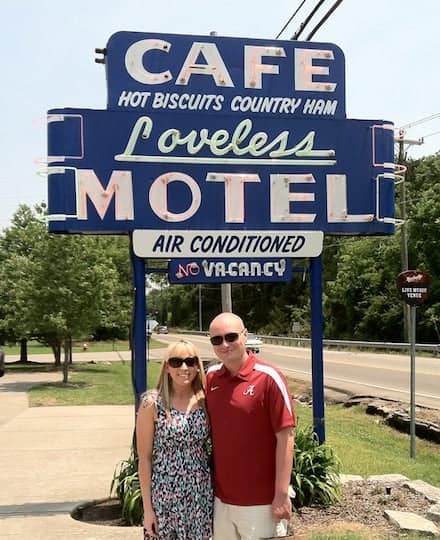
[81,481,434,538]
[289,479,433,538]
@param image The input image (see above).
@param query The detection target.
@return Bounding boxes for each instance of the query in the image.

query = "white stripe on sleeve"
[254,363,293,417]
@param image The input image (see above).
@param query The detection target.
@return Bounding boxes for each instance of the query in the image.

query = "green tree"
[0,205,48,355]
[0,204,132,379]
[324,236,403,341]
[406,153,440,341]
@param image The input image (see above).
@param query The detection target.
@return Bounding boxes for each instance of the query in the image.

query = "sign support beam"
[130,237,147,409]
[310,255,325,443]
[410,305,417,458]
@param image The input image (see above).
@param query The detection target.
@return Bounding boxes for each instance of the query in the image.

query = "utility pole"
[198,284,203,331]
[209,30,233,315]
[397,132,410,342]
[221,283,232,312]
[396,129,423,342]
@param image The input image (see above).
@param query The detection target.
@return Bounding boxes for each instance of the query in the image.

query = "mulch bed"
[289,479,433,538]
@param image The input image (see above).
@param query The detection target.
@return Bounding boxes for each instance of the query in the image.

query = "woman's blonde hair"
[156,340,207,422]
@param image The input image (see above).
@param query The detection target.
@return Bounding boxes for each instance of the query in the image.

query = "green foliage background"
[1,153,440,347]
[148,154,440,342]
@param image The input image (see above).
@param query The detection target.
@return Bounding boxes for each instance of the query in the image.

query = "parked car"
[245,332,263,354]
[155,325,169,334]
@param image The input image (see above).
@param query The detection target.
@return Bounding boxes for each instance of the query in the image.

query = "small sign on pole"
[397,270,431,306]
[291,322,301,334]
[396,270,431,458]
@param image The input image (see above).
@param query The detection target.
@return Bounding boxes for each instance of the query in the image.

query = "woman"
[136,340,213,540]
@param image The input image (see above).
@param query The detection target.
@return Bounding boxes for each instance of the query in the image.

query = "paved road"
[156,333,440,409]
[5,340,439,409]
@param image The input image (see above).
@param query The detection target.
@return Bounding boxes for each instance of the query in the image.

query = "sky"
[1,0,439,230]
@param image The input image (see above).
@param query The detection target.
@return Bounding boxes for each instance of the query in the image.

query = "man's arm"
[272,426,294,521]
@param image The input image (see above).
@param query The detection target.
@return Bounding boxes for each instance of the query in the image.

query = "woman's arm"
[136,397,158,537]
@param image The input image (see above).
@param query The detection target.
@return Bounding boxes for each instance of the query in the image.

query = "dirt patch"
[289,479,433,538]
[71,498,128,527]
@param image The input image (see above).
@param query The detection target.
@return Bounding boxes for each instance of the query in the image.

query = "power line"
[420,129,440,140]
[304,0,344,40]
[290,0,327,40]
[276,0,344,45]
[275,0,307,39]
[398,113,440,130]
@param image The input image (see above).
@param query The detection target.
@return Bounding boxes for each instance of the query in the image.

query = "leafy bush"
[111,447,143,525]
[291,425,342,508]
[112,425,342,525]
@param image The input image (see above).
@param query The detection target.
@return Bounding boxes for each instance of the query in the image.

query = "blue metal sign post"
[130,238,147,410]
[310,256,325,442]
[47,31,396,442]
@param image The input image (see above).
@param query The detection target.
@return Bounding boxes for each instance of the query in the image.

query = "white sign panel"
[133,229,323,258]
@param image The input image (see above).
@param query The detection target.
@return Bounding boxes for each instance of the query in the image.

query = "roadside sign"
[397,270,431,306]
[47,31,395,237]
[397,269,431,458]
[291,322,301,333]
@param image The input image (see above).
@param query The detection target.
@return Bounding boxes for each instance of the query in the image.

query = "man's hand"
[271,491,292,522]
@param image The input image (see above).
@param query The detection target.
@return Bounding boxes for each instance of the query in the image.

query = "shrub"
[111,447,143,525]
[291,425,342,508]
[112,425,342,525]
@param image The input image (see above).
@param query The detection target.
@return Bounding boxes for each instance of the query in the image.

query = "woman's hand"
[143,508,158,538]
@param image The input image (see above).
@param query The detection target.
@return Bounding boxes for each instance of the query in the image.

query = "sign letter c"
[125,39,172,84]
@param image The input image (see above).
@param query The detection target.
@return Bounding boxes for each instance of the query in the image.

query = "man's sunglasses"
[209,331,244,346]
[167,356,198,368]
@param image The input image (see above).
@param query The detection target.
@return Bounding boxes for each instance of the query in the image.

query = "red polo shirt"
[206,353,295,505]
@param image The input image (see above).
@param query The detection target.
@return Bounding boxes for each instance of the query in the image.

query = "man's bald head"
[209,312,245,333]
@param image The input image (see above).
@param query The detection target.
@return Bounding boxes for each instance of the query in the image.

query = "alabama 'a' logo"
[243,384,255,396]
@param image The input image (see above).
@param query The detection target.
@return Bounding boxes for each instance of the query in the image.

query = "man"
[206,312,295,540]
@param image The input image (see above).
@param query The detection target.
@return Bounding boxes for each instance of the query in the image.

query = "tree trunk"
[128,326,133,351]
[19,338,28,362]
[51,343,61,366]
[62,338,70,384]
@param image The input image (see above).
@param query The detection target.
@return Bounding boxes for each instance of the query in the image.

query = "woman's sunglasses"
[209,331,244,346]
[167,356,198,368]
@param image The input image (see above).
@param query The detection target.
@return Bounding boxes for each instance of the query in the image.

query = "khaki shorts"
[212,497,288,540]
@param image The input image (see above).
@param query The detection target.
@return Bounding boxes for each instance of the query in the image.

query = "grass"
[293,401,440,488]
[27,360,161,406]
[2,338,164,356]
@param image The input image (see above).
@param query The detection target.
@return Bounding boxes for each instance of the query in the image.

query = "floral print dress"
[144,396,213,540]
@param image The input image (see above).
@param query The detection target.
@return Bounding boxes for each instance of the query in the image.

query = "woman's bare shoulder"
[140,389,160,409]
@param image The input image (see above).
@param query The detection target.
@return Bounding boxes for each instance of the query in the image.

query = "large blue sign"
[46,32,395,241]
